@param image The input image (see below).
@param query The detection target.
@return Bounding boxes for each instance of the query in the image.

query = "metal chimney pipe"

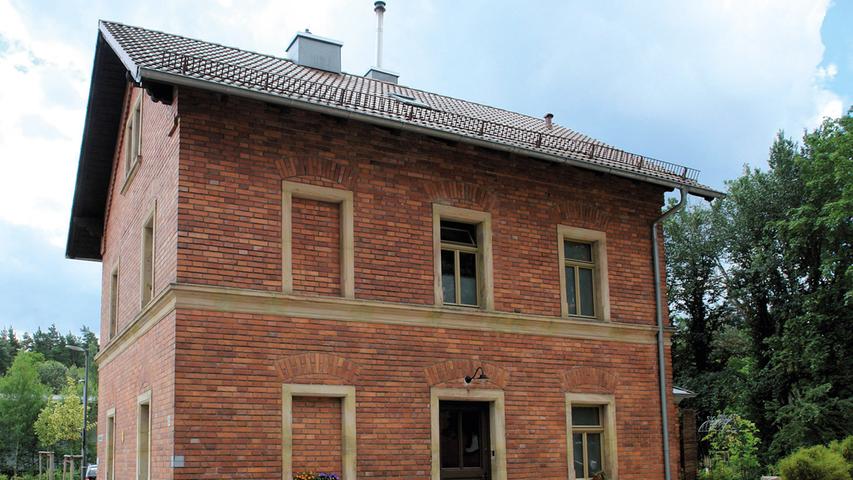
[374,1,386,68]
[544,113,554,129]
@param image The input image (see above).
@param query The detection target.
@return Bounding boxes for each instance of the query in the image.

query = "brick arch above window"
[560,366,618,393]
[556,200,612,229]
[275,158,357,188]
[275,352,360,383]
[425,180,498,211]
[424,359,510,389]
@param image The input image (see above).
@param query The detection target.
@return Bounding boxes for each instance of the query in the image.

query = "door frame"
[430,388,507,480]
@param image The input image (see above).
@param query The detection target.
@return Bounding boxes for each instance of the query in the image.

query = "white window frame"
[566,393,618,480]
[282,384,357,480]
[282,181,355,298]
[557,225,610,321]
[433,204,494,310]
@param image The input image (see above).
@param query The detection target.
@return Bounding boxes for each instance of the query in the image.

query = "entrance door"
[439,401,491,480]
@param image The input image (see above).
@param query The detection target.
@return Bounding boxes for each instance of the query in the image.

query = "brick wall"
[172,309,672,479]
[99,85,179,341]
[291,397,344,475]
[177,88,667,324]
[291,197,342,296]
[96,85,179,479]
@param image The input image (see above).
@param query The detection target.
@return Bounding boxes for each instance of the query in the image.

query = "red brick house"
[67,19,721,480]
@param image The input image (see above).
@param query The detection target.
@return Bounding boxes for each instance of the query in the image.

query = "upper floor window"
[125,94,142,179]
[433,205,493,310]
[564,241,596,317]
[109,266,119,338]
[558,226,610,321]
[440,221,480,306]
[141,207,155,307]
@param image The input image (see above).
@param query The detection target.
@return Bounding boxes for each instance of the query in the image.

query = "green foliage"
[702,414,761,480]
[699,462,738,480]
[35,361,68,395]
[829,436,853,466]
[778,444,850,480]
[34,378,94,453]
[0,352,49,475]
[669,109,853,469]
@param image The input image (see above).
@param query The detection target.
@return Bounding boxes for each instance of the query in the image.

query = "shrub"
[829,436,853,465]
[698,462,738,480]
[778,444,850,480]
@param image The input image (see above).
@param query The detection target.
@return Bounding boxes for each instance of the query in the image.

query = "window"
[571,406,605,479]
[109,267,119,339]
[137,391,151,480]
[105,409,116,480]
[440,221,480,306]
[388,92,430,108]
[566,393,618,480]
[282,181,354,298]
[433,205,493,309]
[564,241,595,317]
[141,208,155,307]
[125,94,142,178]
[557,226,610,320]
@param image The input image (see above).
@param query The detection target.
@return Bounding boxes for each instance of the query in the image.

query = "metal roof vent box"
[286,30,343,73]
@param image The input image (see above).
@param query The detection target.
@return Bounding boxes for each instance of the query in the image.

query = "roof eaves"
[98,20,140,83]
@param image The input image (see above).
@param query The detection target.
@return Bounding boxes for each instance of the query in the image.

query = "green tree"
[36,360,69,394]
[0,351,49,476]
[34,378,95,457]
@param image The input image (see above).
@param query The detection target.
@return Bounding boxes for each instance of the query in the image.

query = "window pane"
[440,409,460,468]
[462,411,482,467]
[565,241,592,262]
[565,267,577,315]
[579,267,595,316]
[459,252,477,306]
[587,433,603,475]
[441,250,456,304]
[441,221,478,246]
[572,406,601,426]
[573,433,585,478]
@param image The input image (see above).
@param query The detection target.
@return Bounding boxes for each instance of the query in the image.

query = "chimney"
[544,113,554,130]
[286,29,343,73]
[365,1,399,84]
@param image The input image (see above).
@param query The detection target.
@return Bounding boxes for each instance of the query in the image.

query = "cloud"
[0,0,89,245]
[816,63,838,81]
[0,221,100,335]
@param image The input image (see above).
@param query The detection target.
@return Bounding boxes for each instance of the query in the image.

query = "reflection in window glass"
[587,433,603,475]
[565,241,592,262]
[572,406,600,426]
[566,267,577,315]
[573,433,585,479]
[579,268,595,316]
[459,252,477,306]
[441,250,456,304]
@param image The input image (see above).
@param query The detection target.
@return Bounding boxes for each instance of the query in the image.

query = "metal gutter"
[140,68,724,199]
[652,187,687,480]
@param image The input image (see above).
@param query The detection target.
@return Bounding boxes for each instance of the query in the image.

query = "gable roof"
[67,20,722,260]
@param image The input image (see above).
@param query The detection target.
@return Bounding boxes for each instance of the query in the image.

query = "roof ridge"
[101,20,587,139]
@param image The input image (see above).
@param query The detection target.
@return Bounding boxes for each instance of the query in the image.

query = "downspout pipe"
[652,187,687,480]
